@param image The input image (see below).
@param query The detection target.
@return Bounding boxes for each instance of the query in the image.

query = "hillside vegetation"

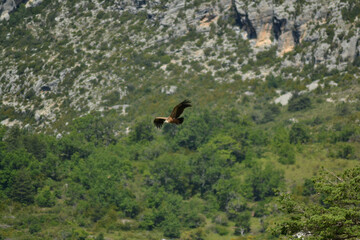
[0,0,360,239]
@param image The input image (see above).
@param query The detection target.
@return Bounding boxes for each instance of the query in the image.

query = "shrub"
[341,0,360,22]
[10,168,35,204]
[139,209,156,230]
[336,103,351,116]
[260,104,281,123]
[190,61,203,72]
[247,163,285,200]
[278,143,296,164]
[336,143,355,159]
[180,228,206,240]
[36,186,56,207]
[289,124,310,144]
[175,112,213,150]
[25,89,36,100]
[72,228,88,240]
[302,178,316,196]
[29,223,41,234]
[163,214,181,238]
[288,94,311,112]
[95,233,105,240]
[212,213,229,226]
[255,46,279,66]
[214,225,229,236]
[266,74,283,88]
[273,128,296,164]
[234,211,251,235]
[102,90,120,106]
[325,24,335,43]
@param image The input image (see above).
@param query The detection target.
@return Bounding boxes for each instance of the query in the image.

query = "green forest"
[1,97,360,239]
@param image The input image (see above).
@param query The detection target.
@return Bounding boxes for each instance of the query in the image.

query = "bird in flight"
[153,100,192,129]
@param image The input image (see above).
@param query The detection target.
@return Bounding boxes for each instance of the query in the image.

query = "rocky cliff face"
[0,0,359,131]
[231,0,359,66]
[0,0,27,20]
[107,0,359,69]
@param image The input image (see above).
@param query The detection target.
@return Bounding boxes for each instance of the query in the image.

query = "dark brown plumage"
[154,100,192,129]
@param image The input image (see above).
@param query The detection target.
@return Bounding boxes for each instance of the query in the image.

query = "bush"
[341,0,360,22]
[255,46,279,66]
[95,233,105,240]
[102,90,120,106]
[25,89,36,100]
[266,74,283,88]
[212,213,229,226]
[180,228,206,240]
[163,214,181,238]
[247,163,284,201]
[139,209,156,230]
[214,225,229,236]
[36,186,56,207]
[129,117,154,142]
[72,228,88,240]
[288,94,311,112]
[10,168,35,204]
[175,112,213,150]
[278,143,296,164]
[336,143,355,159]
[273,128,296,164]
[289,124,310,144]
[234,211,251,235]
[302,178,316,196]
[29,223,41,234]
[260,104,281,123]
[325,24,335,43]
[336,103,351,116]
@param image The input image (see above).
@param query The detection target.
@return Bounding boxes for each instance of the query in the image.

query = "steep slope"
[0,0,359,132]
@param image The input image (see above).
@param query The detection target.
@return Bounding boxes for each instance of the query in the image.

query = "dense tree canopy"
[0,100,359,239]
[276,167,360,239]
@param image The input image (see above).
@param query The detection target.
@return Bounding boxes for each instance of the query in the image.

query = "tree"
[234,211,251,235]
[190,135,237,195]
[163,213,181,238]
[152,153,191,197]
[246,163,284,201]
[288,94,311,112]
[276,167,360,239]
[36,186,56,207]
[23,134,48,160]
[129,117,155,143]
[10,168,35,204]
[71,113,117,146]
[174,110,216,150]
[272,128,296,164]
[4,126,22,151]
[289,123,310,144]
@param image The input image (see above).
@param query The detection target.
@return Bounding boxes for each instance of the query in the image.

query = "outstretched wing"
[154,117,167,129]
[170,100,192,118]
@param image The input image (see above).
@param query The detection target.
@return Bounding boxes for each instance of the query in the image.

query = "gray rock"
[1,0,17,13]
[341,35,359,62]
[161,85,177,95]
[275,92,293,106]
[25,0,43,8]
[314,43,330,64]
[0,0,28,20]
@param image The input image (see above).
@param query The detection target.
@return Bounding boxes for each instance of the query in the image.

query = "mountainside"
[0,1,360,240]
[0,0,359,132]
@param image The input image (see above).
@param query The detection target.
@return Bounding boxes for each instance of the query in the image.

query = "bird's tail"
[178,117,184,124]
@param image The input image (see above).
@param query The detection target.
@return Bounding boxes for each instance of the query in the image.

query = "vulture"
[153,100,191,129]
